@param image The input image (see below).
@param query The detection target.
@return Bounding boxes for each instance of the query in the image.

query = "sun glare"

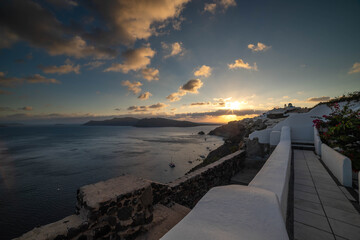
[226,101,241,110]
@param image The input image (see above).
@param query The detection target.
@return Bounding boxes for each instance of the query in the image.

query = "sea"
[0,125,223,239]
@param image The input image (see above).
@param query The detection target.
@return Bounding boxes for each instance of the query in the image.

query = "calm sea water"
[0,125,222,239]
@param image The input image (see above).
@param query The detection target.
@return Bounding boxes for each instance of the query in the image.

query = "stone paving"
[293,150,360,240]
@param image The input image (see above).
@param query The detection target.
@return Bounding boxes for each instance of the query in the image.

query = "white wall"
[161,185,289,240]
[251,101,360,144]
[321,144,352,187]
[250,104,332,143]
[313,127,322,156]
[249,126,292,219]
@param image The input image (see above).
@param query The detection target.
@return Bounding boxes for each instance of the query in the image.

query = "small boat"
[169,162,176,168]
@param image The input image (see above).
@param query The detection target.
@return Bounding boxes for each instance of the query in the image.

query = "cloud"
[203,0,236,14]
[104,47,156,73]
[166,91,187,102]
[0,89,12,95]
[86,0,190,46]
[84,61,105,70]
[0,1,115,59]
[141,68,159,81]
[175,109,264,119]
[46,0,78,8]
[181,79,203,93]
[0,72,60,87]
[114,108,121,111]
[162,42,184,58]
[122,80,142,94]
[39,62,80,75]
[348,62,360,74]
[167,79,203,102]
[283,96,290,99]
[25,74,60,84]
[190,102,211,106]
[228,59,258,71]
[0,107,14,112]
[19,106,33,111]
[307,96,330,102]
[204,3,217,14]
[194,65,212,78]
[213,97,232,106]
[248,42,271,52]
[219,0,237,9]
[127,102,168,112]
[138,92,152,100]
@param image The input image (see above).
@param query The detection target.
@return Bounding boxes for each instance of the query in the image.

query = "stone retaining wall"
[15,150,245,240]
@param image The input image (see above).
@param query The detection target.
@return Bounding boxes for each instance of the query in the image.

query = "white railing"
[313,127,352,187]
[249,126,292,219]
[321,143,352,187]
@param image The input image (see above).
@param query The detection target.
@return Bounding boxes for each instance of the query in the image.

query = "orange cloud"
[141,68,159,81]
[122,80,142,94]
[89,0,190,45]
[167,79,204,102]
[162,42,184,58]
[348,62,360,74]
[39,62,80,75]
[138,92,152,100]
[228,59,258,71]
[104,47,156,73]
[0,72,60,87]
[248,42,271,52]
[127,102,168,112]
[194,65,212,78]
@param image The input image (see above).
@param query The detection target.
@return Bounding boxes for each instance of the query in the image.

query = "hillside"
[83,117,215,128]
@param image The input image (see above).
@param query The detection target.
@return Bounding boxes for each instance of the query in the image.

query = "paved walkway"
[293,150,360,240]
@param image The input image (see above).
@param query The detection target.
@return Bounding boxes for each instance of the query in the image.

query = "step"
[292,144,315,150]
[292,142,314,146]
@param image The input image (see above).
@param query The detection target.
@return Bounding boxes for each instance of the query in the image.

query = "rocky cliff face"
[209,118,267,140]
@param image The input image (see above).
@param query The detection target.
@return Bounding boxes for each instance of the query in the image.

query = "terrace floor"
[293,150,360,240]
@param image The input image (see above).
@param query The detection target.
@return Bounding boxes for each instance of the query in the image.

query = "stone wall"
[15,150,245,240]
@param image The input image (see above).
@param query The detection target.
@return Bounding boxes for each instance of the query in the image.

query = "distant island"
[83,117,217,128]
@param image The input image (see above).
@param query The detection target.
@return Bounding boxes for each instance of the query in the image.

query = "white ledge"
[161,185,289,240]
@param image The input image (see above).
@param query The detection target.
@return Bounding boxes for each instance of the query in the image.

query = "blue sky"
[0,0,359,123]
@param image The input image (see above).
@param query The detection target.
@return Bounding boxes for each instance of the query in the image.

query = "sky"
[0,0,359,124]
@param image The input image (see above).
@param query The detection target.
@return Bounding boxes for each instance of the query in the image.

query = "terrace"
[162,104,360,240]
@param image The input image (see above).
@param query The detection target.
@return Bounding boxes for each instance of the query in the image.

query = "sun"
[226,101,241,110]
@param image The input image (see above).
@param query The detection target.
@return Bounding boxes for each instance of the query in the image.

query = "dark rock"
[131,213,145,226]
[124,200,130,206]
[77,235,87,240]
[117,207,133,220]
[140,186,153,207]
[198,131,205,135]
[116,223,129,232]
[67,227,82,238]
[54,235,66,240]
[93,225,111,239]
[108,216,117,226]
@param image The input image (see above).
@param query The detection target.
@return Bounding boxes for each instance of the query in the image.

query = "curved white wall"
[321,144,352,187]
[161,185,289,240]
[249,126,292,219]
[314,127,322,156]
[250,104,332,144]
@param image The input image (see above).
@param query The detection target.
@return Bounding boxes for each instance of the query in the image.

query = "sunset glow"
[0,0,359,124]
